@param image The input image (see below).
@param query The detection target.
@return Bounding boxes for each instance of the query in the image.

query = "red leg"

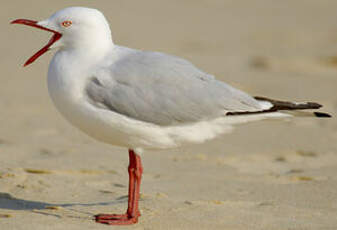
[95,149,143,225]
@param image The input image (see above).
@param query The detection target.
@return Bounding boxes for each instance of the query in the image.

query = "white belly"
[47,52,131,147]
[46,64,262,150]
[47,54,182,149]
[46,51,274,151]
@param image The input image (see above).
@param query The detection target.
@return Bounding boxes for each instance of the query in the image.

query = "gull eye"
[61,20,72,27]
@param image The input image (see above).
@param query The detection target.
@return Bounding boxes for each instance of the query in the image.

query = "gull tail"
[227,96,332,118]
[254,96,331,118]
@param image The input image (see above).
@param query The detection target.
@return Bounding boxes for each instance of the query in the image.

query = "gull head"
[11,7,112,66]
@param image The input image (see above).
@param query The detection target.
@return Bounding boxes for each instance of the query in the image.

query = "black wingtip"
[314,112,332,118]
[307,102,322,109]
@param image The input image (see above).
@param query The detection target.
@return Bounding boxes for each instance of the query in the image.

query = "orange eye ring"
[61,20,72,27]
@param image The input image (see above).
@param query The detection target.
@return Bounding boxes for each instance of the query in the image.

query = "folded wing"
[86,48,262,126]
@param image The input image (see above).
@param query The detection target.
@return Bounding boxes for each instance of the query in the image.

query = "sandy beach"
[1,0,337,229]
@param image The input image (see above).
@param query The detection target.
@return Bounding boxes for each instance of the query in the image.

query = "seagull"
[11,6,331,225]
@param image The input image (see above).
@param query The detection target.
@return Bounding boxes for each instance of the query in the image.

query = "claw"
[95,213,129,220]
[95,149,142,226]
[96,217,138,225]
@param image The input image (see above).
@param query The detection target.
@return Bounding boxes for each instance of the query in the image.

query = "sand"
[1,0,337,229]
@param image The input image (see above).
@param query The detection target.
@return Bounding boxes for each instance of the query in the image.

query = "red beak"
[11,19,62,67]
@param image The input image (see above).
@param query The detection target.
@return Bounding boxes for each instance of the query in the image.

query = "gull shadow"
[0,192,126,212]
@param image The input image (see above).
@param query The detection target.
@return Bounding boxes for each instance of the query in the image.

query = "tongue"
[24,32,62,67]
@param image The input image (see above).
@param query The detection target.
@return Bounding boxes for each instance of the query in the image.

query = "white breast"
[47,50,120,145]
[47,49,172,149]
[47,48,277,151]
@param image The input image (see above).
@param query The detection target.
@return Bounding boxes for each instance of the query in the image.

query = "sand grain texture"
[1,0,337,229]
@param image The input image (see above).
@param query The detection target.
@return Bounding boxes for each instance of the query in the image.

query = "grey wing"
[86,48,262,126]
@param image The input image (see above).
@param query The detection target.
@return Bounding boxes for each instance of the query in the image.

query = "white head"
[12,7,113,66]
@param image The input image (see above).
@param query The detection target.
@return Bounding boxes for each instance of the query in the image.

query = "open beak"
[11,19,62,67]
